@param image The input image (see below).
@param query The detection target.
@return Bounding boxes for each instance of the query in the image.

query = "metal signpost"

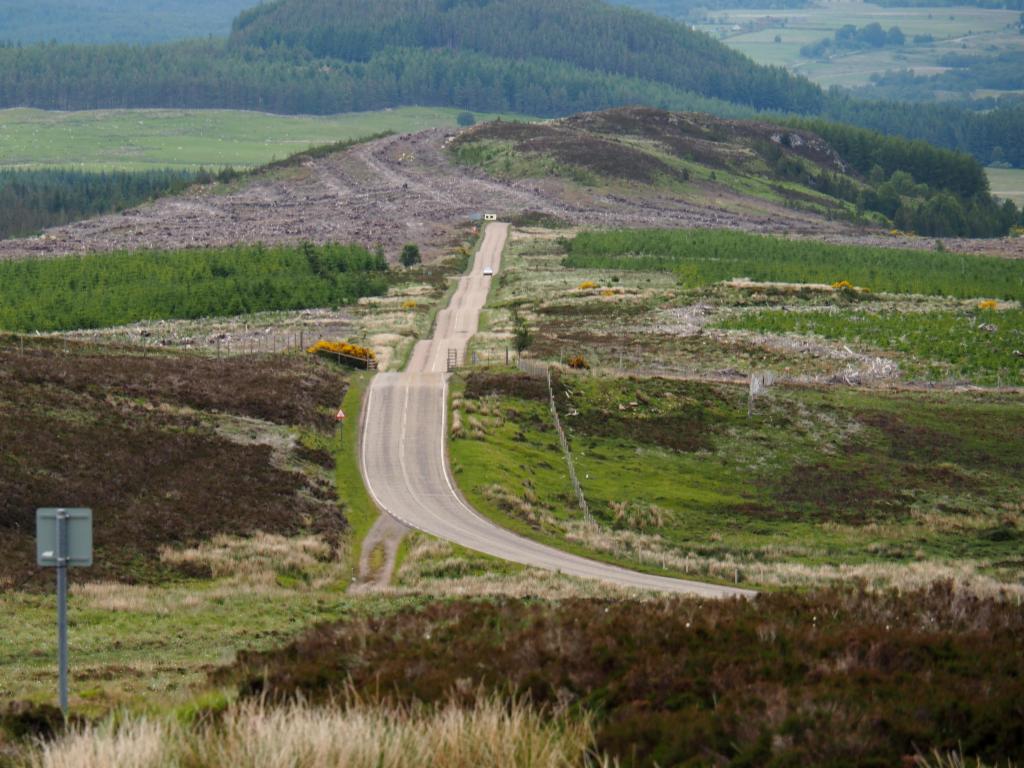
[36,508,92,717]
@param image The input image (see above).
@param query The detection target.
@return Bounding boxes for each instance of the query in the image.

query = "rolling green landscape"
[454,228,1024,599]
[2,0,1023,765]
[0,0,1021,166]
[452,371,1024,589]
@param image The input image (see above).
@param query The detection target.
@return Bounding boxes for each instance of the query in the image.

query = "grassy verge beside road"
[336,372,377,580]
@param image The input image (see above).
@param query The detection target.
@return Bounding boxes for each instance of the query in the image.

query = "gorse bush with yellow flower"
[307,340,377,368]
[567,354,590,370]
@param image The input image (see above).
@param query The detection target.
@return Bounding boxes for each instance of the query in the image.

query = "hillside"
[0,339,348,588]
[0,0,1019,164]
[451,108,1020,238]
[1,110,1018,261]
[228,0,824,115]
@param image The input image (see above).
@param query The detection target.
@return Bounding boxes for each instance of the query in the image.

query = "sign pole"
[56,508,69,718]
[37,506,92,717]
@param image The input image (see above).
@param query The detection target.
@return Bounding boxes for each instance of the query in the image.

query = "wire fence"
[519,358,594,527]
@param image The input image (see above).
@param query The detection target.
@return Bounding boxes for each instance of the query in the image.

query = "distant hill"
[450,108,1018,237]
[0,0,257,44]
[0,0,1018,166]
[229,0,824,115]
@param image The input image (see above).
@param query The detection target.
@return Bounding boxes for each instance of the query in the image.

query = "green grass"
[987,166,1024,206]
[448,372,707,582]
[0,107,527,171]
[0,579,436,711]
[718,306,1024,385]
[0,242,389,332]
[335,372,380,578]
[451,370,1024,591]
[565,228,1024,301]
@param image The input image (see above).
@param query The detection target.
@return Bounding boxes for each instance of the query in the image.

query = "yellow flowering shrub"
[978,300,999,311]
[831,280,854,290]
[567,354,590,370]
[402,299,418,309]
[306,340,377,362]
[577,280,597,290]
[601,289,616,298]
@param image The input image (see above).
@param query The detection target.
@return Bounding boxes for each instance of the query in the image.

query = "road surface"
[360,223,754,597]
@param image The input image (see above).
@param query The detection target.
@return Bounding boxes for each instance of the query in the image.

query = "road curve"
[360,223,755,597]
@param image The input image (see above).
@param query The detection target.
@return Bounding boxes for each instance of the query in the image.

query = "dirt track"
[0,129,1020,261]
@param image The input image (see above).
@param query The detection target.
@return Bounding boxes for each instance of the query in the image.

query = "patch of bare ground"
[2,119,1015,262]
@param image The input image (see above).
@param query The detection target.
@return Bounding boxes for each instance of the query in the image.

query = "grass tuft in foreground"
[20,697,597,768]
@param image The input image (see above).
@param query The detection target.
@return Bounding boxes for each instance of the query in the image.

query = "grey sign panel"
[36,508,93,567]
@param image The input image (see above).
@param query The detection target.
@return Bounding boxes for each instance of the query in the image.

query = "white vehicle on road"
[482,266,494,276]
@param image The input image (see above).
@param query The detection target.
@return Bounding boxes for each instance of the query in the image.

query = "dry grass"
[608,500,670,529]
[916,749,1018,768]
[385,535,641,599]
[563,521,1024,600]
[159,532,337,587]
[24,697,602,768]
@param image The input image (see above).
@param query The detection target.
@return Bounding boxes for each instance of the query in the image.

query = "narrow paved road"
[361,223,754,597]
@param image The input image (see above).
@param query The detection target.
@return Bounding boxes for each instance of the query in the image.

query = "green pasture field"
[0,107,523,171]
[451,369,1024,593]
[695,0,1024,87]
[988,166,1024,206]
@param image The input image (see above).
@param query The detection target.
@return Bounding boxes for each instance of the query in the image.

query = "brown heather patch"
[463,371,549,402]
[221,585,1024,768]
[0,339,347,587]
[0,336,348,428]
